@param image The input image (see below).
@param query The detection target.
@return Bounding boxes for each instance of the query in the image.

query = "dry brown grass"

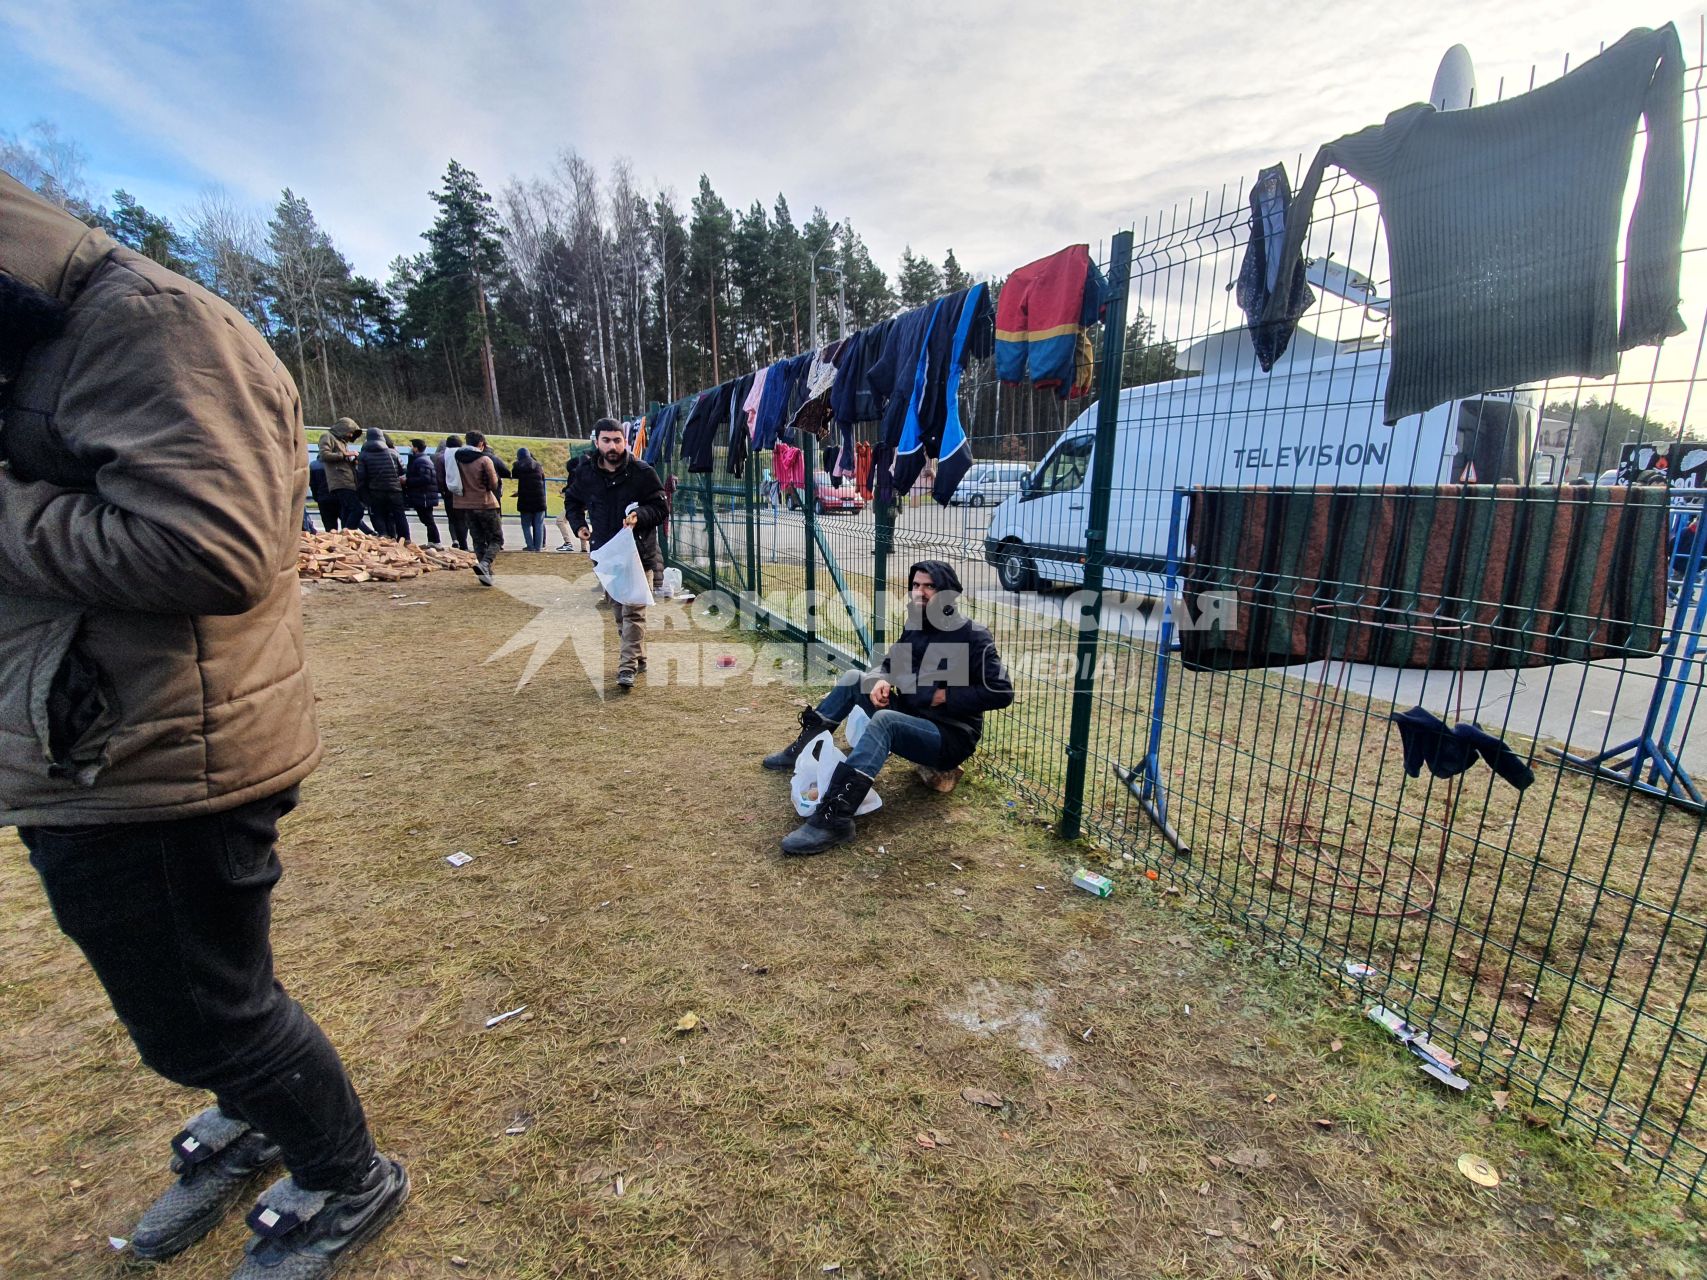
[1,556,1703,1278]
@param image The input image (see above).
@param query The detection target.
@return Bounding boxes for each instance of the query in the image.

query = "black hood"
[907,559,968,631]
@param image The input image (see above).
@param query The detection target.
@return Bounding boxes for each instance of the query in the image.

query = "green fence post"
[1059,230,1133,841]
[872,496,895,655]
[703,469,718,595]
[803,431,818,666]
[745,443,758,603]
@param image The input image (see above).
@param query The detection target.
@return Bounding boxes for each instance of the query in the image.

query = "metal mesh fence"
[644,32,1707,1196]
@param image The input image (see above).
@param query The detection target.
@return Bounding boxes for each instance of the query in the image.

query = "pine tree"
[423,160,508,428]
[688,175,734,383]
[104,190,192,273]
[941,248,971,293]
[897,246,943,309]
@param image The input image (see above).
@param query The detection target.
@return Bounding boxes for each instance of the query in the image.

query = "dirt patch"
[0,558,1701,1278]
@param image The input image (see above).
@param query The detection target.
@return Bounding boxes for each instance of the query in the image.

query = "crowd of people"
[0,173,1013,1277]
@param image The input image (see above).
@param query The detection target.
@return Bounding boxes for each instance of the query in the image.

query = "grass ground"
[1,556,1704,1278]
[680,525,1707,1189]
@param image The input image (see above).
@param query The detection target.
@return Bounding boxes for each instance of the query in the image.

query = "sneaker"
[231,1155,409,1280]
[554,543,575,553]
[616,669,636,691]
[130,1109,281,1261]
[474,561,493,587]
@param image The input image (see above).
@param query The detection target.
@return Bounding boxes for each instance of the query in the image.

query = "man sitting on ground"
[762,560,1014,856]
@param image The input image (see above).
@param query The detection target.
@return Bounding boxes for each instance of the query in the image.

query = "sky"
[3,0,1695,284]
[6,1,1707,428]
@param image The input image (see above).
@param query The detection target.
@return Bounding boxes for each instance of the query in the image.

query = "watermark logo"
[485,570,1236,696]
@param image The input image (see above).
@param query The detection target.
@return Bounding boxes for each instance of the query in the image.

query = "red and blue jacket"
[994,244,1106,397]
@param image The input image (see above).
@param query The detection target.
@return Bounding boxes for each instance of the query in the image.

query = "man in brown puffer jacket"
[0,173,407,1278]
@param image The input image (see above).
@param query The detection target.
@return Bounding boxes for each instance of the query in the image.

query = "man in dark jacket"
[0,172,406,1278]
[564,418,670,690]
[763,560,1014,856]
[317,418,373,533]
[403,438,441,544]
[354,426,407,540]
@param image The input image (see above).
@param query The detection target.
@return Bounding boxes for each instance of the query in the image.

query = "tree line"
[5,120,1054,437]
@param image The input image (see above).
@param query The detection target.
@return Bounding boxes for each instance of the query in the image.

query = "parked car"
[949,462,1031,507]
[785,469,866,515]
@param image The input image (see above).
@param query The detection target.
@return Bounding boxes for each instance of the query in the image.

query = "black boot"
[761,707,834,771]
[232,1154,410,1279]
[781,762,874,856]
[130,1107,282,1261]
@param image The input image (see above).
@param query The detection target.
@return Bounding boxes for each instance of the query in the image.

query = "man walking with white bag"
[565,418,670,690]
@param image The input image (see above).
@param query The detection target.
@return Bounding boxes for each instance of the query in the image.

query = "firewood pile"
[299,530,477,583]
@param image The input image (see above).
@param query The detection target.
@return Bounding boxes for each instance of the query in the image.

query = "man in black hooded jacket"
[762,560,1014,855]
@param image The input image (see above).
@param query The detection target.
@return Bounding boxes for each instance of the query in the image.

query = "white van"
[949,462,1031,507]
[982,324,1541,594]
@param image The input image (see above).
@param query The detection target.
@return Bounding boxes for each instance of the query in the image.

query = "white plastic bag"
[659,567,683,599]
[845,704,870,750]
[589,526,655,606]
[789,731,882,818]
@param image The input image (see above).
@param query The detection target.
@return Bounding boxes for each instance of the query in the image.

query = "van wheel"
[970,494,986,508]
[997,542,1036,593]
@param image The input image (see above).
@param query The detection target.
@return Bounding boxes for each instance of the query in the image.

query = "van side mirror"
[1020,474,1034,495]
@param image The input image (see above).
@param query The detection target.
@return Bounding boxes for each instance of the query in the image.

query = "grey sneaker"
[616,668,636,691]
[131,1108,281,1261]
[474,561,493,587]
[231,1155,409,1279]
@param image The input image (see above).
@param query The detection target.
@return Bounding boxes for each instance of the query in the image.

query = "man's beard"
[601,446,625,464]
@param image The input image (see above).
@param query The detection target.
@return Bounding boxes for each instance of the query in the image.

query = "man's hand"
[930,687,947,707]
[578,526,591,542]
[870,679,892,708]
[623,512,639,528]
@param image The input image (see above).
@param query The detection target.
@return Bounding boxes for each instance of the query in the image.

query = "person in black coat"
[762,560,1014,856]
[403,439,441,544]
[354,426,407,540]
[514,446,548,552]
[563,419,670,689]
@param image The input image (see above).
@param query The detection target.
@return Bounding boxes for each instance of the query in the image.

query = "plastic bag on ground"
[789,731,882,818]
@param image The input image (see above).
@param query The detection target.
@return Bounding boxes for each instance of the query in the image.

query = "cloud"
[0,0,1679,292]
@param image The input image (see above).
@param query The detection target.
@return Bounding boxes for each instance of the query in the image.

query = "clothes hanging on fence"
[643,399,685,468]
[832,318,896,429]
[681,379,738,473]
[994,244,1105,398]
[1260,24,1685,425]
[743,366,768,436]
[1180,483,1673,672]
[854,441,874,500]
[1234,164,1315,371]
[785,339,850,443]
[896,283,994,503]
[755,352,810,448]
[726,372,756,478]
[1389,707,1535,791]
[772,441,804,492]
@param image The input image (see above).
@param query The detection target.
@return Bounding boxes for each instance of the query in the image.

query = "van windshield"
[1029,437,1093,497]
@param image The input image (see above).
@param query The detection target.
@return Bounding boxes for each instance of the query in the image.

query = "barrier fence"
[645,32,1707,1196]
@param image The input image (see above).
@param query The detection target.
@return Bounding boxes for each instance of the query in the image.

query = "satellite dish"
[1429,44,1477,111]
